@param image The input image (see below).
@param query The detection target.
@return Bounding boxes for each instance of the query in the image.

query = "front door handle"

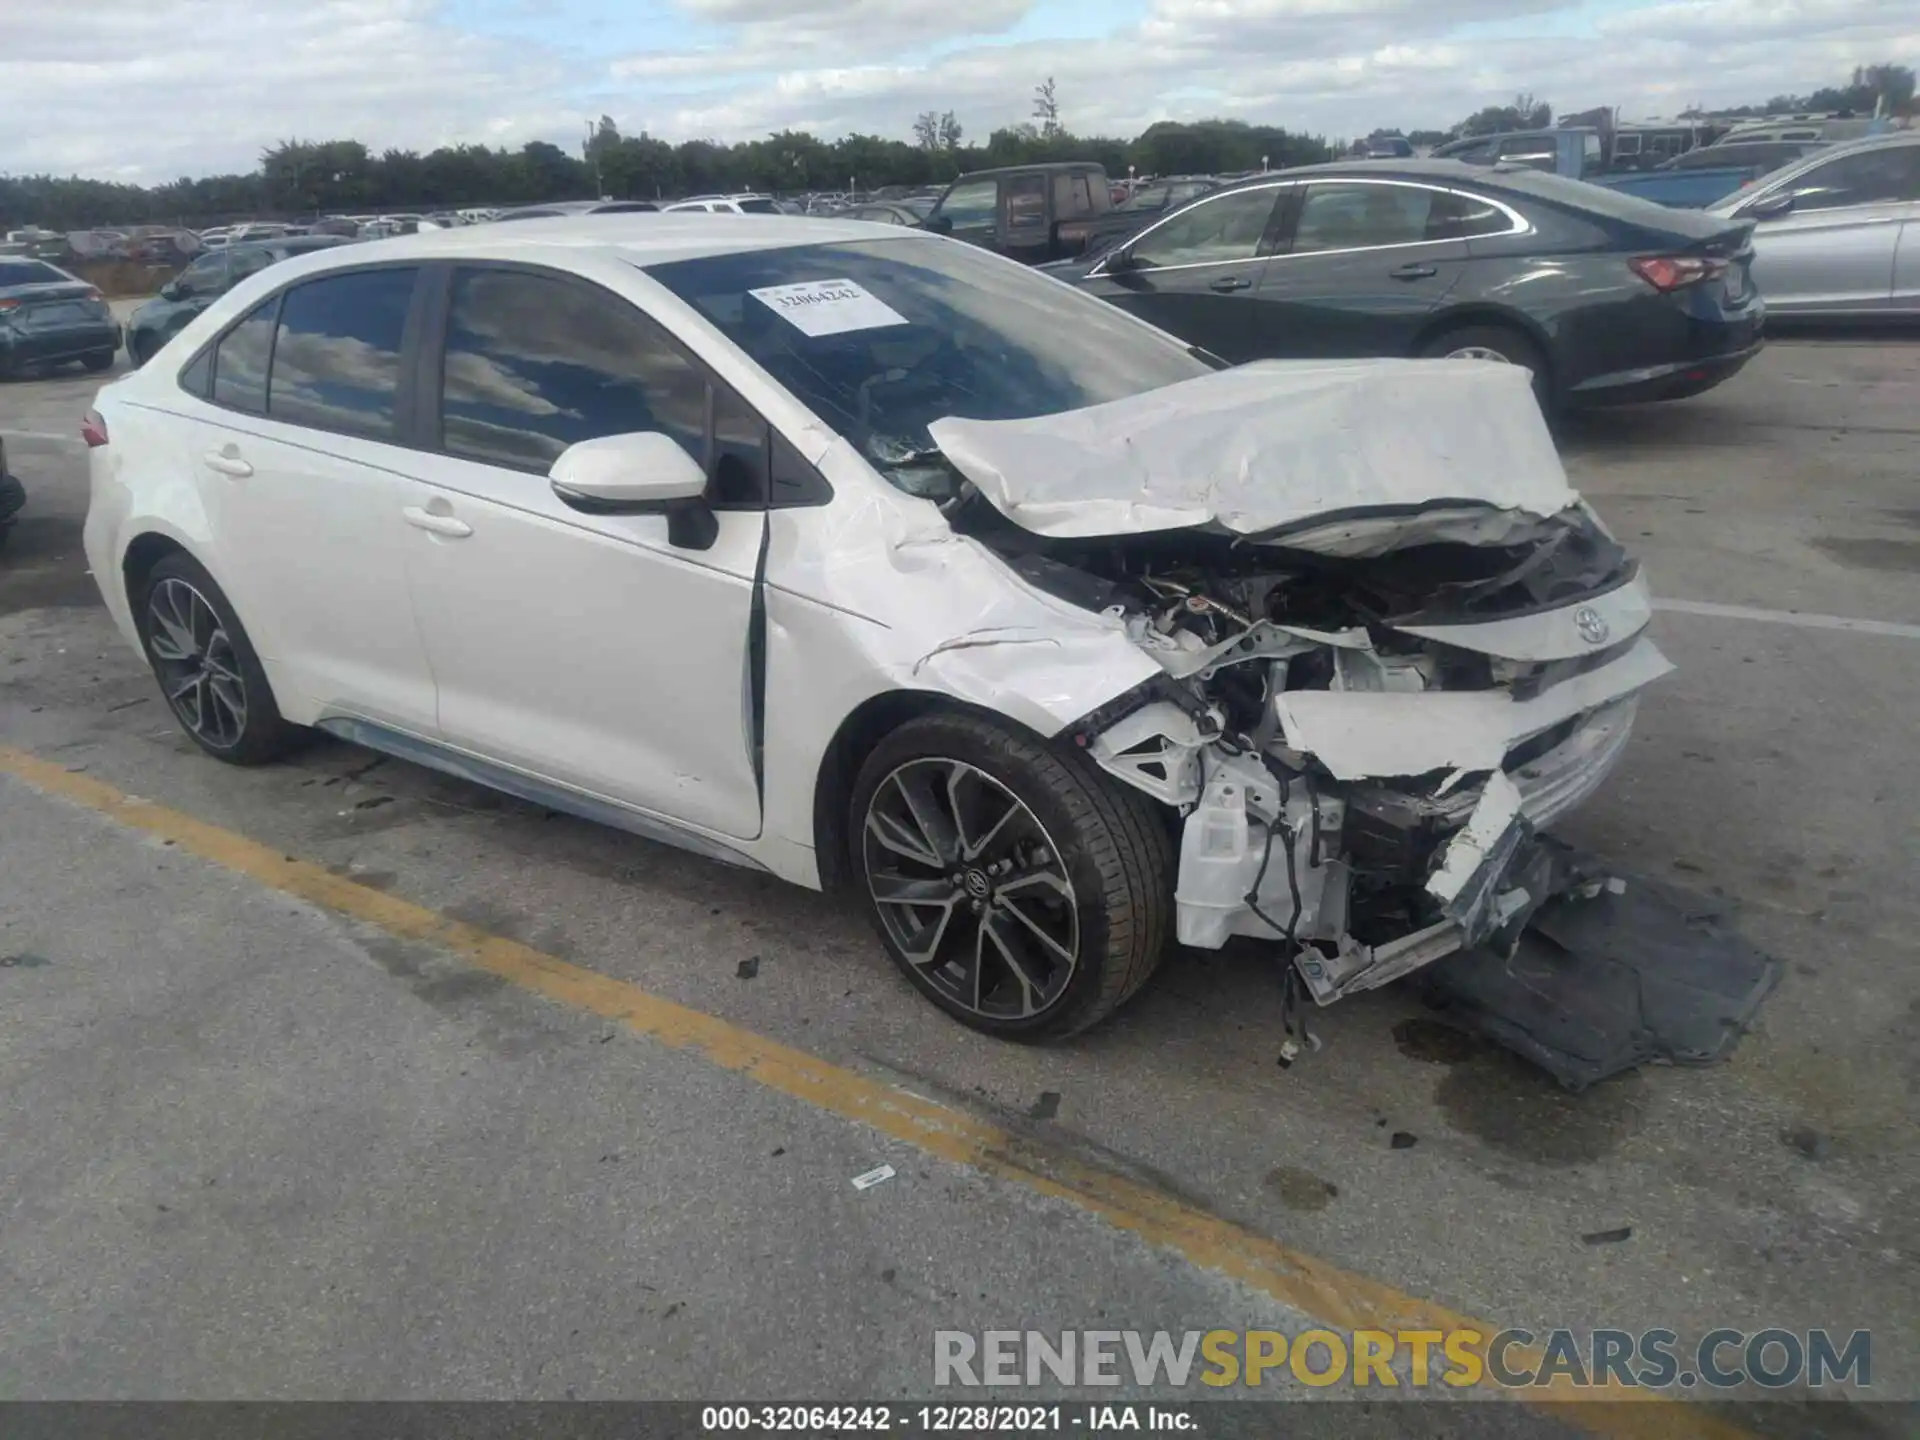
[1390,262,1439,280]
[402,505,473,538]
[1209,276,1254,292]
[202,447,252,478]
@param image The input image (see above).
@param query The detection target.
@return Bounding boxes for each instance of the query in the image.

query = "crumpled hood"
[927,359,1579,558]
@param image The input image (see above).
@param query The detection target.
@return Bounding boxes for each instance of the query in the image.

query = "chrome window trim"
[1086,181,1293,278]
[1270,178,1531,264]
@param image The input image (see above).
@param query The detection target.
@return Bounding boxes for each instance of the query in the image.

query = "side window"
[1781,147,1920,210]
[439,268,707,473]
[210,296,277,414]
[710,383,768,508]
[938,180,997,227]
[228,247,277,284]
[266,268,416,440]
[1424,191,1513,241]
[1052,171,1094,218]
[1128,187,1279,268]
[1291,184,1435,252]
[1004,174,1046,235]
[1494,136,1557,172]
[176,253,227,297]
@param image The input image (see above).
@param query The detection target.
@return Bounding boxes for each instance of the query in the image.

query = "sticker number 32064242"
[747,279,909,338]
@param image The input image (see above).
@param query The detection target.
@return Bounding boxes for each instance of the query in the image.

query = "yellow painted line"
[1,743,1752,1439]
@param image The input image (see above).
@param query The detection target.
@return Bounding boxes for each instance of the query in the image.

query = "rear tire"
[82,351,114,373]
[134,552,298,765]
[849,711,1173,1041]
[1420,324,1550,410]
[130,334,158,369]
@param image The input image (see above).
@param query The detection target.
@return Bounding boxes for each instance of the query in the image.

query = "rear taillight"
[0,298,18,312]
[1630,255,1728,292]
[80,410,109,448]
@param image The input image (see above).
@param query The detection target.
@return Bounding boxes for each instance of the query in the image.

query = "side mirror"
[1745,191,1795,219]
[159,279,185,300]
[1103,247,1140,275]
[924,213,953,234]
[549,431,717,550]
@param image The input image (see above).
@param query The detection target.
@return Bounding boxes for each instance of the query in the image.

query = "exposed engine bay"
[947,497,1669,1011]
[905,359,1776,1079]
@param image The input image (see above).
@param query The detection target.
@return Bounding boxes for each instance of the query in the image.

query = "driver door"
[397,265,767,841]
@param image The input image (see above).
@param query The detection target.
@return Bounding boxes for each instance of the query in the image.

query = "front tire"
[82,350,114,373]
[135,552,297,764]
[849,712,1173,1040]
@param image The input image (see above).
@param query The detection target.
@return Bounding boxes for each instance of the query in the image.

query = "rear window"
[0,260,67,287]
[737,198,780,215]
[267,267,417,439]
[1475,166,1738,237]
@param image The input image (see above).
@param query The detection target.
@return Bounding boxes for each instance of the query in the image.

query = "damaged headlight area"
[993,507,1673,1007]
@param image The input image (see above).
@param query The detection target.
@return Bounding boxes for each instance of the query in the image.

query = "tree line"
[1,109,1331,232]
[6,61,1910,233]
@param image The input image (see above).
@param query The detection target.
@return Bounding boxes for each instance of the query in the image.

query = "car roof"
[952,162,1105,181]
[285,213,928,270]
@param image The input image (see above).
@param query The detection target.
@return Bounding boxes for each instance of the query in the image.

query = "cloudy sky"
[4,0,1915,182]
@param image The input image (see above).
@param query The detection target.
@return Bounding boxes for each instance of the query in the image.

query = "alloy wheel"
[862,758,1080,1020]
[1444,344,1525,369]
[145,577,248,749]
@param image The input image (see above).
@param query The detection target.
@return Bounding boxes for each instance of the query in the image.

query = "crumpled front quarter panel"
[757,440,1161,881]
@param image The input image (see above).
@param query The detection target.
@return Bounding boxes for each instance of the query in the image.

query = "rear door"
[1078,182,1289,362]
[1738,143,1919,312]
[1252,179,1494,357]
[998,173,1050,258]
[184,265,441,732]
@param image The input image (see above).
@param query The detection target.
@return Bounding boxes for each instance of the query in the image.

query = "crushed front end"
[1046,506,1670,1005]
[926,359,1675,1011]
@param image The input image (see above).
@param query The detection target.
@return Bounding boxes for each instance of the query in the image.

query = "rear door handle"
[402,505,473,539]
[202,448,252,478]
[1390,263,1439,280]
[1208,276,1254,292]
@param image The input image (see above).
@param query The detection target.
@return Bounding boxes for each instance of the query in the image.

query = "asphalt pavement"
[1,331,1915,1430]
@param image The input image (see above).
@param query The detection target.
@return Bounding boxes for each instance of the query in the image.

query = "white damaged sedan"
[82,215,1669,1040]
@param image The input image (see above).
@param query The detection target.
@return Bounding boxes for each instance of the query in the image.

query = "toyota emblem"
[1574,606,1610,646]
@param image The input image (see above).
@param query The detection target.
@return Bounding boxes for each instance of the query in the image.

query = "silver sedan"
[1707,133,1920,316]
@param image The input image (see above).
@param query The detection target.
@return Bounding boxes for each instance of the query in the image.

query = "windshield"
[646,238,1212,494]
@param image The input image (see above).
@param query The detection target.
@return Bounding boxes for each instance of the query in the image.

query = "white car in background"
[80,216,1669,1040]
[663,194,782,214]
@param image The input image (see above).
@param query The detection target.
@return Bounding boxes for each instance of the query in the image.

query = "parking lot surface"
[2,336,1916,1425]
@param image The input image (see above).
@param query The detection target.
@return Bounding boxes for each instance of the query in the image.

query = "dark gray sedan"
[0,258,121,379]
[1046,159,1765,412]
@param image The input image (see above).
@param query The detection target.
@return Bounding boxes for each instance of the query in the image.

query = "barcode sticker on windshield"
[748,279,908,337]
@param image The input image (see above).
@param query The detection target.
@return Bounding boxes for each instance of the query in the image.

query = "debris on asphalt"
[351,795,394,811]
[1421,847,1782,1090]
[850,1164,896,1190]
[1582,1226,1634,1245]
[0,953,52,969]
[736,956,761,980]
[1390,1131,1418,1150]
[770,1146,785,1157]
[1783,1126,1832,1161]
[1028,1090,1061,1120]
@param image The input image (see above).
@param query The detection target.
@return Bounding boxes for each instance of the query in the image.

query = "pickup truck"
[921,163,1113,262]
[1430,128,1785,208]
